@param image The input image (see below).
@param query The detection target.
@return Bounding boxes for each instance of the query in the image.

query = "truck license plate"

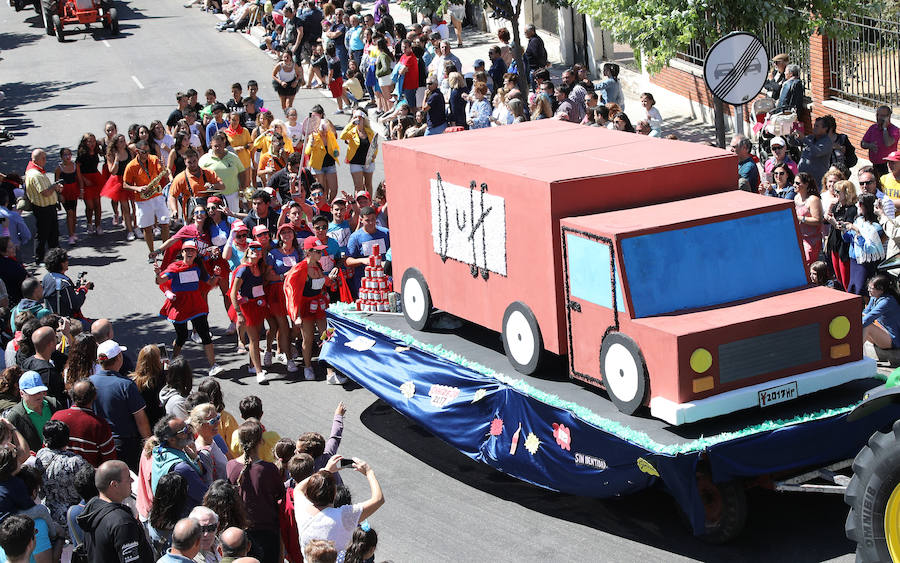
[758,381,798,408]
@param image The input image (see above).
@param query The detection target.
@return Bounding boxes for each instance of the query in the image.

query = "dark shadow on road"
[359,399,856,563]
[0,32,43,52]
[1,80,96,108]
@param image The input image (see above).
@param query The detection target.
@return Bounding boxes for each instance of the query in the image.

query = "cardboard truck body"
[383,121,874,423]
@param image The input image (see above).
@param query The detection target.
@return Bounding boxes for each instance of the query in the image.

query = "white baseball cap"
[97,340,127,361]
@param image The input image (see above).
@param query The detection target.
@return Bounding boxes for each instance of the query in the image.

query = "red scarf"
[225,123,244,136]
[25,161,45,174]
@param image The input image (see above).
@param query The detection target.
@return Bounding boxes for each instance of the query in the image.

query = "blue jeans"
[403,88,417,108]
[425,122,448,135]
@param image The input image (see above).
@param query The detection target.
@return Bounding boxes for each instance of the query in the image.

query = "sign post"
[703,32,768,146]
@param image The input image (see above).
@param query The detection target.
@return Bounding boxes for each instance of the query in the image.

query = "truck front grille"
[717,324,821,384]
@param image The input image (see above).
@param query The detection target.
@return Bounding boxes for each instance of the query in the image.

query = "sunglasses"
[860,180,876,185]
[774,171,786,176]
[199,524,218,534]
[772,146,785,150]
[235,233,248,238]
[206,414,221,425]
[194,210,207,216]
[313,224,328,230]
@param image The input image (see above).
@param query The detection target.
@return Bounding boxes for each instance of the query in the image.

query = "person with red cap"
[879,151,900,207]
[285,236,338,380]
[223,220,251,272]
[265,223,302,374]
[154,240,224,376]
[229,240,271,383]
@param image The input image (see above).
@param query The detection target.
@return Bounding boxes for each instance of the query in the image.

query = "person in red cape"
[284,236,337,381]
[154,240,224,376]
[264,224,301,375]
[229,240,271,384]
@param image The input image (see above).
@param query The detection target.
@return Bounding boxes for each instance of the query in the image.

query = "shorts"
[62,199,78,211]
[227,297,269,327]
[299,293,328,320]
[349,162,375,174]
[312,165,337,175]
[329,78,344,99]
[135,195,170,229]
[449,3,465,20]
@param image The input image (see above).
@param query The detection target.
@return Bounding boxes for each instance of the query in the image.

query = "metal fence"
[674,24,811,91]
[828,13,900,111]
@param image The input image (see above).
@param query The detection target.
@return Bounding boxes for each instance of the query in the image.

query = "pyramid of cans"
[356,244,390,312]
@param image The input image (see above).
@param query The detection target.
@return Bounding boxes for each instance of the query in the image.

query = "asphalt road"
[0,3,859,561]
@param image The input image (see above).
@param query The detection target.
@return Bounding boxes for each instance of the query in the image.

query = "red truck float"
[382,120,875,424]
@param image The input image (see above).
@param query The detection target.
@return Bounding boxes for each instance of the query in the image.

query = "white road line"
[102,40,111,48]
[131,75,144,89]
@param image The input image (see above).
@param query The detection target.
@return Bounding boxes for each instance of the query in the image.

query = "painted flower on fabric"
[320,327,335,342]
[472,388,487,403]
[400,381,416,400]
[552,423,571,451]
[524,432,540,455]
[489,418,503,436]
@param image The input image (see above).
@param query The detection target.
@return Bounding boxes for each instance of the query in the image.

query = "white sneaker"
[208,363,224,377]
[126,231,136,241]
[153,226,161,238]
[287,359,299,373]
[326,368,348,385]
[226,322,236,335]
[263,350,273,367]
[256,370,268,384]
[135,229,144,239]
[304,367,315,381]
[275,353,287,365]
[190,331,203,344]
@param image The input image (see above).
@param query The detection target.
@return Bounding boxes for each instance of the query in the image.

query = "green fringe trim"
[330,304,863,455]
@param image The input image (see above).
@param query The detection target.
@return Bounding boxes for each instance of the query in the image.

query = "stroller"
[751,97,803,163]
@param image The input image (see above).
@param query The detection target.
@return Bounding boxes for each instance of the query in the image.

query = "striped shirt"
[50,406,117,467]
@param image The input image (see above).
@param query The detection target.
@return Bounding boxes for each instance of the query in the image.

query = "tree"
[575,0,871,144]
[400,0,569,93]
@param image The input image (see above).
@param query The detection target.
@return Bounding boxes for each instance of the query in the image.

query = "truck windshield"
[620,208,808,318]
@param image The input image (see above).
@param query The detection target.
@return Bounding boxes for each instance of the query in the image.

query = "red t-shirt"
[400,53,419,91]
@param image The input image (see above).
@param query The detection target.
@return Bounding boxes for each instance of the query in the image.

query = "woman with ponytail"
[226,418,284,563]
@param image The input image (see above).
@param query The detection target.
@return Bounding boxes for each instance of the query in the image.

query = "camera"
[76,271,94,290]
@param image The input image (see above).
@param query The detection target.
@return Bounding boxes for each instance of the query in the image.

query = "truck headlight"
[690,348,712,373]
[829,316,850,340]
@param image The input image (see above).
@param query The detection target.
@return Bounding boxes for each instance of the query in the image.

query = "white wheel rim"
[604,342,640,403]
[403,277,426,322]
[505,310,535,366]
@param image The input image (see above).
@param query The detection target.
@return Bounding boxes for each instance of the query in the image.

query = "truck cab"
[561,191,874,425]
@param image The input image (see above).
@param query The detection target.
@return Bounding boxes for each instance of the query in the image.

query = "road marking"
[131,75,145,89]
[102,40,111,48]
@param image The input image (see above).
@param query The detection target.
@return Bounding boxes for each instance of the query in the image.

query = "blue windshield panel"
[620,209,807,318]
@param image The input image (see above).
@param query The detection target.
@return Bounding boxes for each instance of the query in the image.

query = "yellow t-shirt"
[229,426,281,463]
[881,172,900,204]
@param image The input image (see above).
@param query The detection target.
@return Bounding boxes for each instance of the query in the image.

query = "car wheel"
[599,332,648,415]
[501,301,543,375]
[400,268,432,331]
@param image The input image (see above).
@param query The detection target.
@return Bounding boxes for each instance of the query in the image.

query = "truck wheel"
[599,332,648,415]
[845,419,900,562]
[52,13,63,42]
[401,268,432,331]
[696,473,747,544]
[501,302,542,374]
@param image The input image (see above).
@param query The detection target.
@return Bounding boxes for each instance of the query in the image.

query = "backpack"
[842,134,858,168]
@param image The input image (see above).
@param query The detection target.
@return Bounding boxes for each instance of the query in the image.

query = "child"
[228,395,281,461]
[226,82,244,112]
[54,148,80,245]
[326,43,348,114]
[247,80,264,113]
[343,61,366,108]
[309,44,328,89]
[295,401,345,476]
[640,92,662,135]
[280,453,315,563]
[343,524,378,563]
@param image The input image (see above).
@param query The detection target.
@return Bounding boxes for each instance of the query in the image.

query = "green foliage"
[575,0,875,72]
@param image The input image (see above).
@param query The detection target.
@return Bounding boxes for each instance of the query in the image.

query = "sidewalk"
[219,1,718,143]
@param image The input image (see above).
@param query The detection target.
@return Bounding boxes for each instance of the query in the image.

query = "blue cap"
[473,59,485,68]
[18,371,47,395]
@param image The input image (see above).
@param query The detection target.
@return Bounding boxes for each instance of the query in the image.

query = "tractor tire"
[52,13,63,42]
[696,474,747,544]
[108,7,119,35]
[845,419,900,562]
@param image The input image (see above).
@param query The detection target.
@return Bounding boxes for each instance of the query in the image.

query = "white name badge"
[179,270,200,284]
[252,284,265,297]
[361,238,385,256]
[211,233,227,246]
[283,256,297,268]
[311,278,326,290]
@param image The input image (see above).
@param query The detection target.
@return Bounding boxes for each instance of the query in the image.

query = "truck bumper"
[649,358,877,426]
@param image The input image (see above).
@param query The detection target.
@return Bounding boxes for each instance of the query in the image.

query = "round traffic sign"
[703,32,769,106]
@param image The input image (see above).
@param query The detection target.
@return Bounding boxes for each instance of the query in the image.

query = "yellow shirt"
[881,172,900,203]
[226,128,253,171]
[219,409,240,451]
[252,130,294,156]
[229,426,281,463]
[25,166,58,207]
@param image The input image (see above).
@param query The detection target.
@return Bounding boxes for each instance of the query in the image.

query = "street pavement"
[0,2,861,561]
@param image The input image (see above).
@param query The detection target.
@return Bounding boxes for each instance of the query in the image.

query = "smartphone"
[339,458,355,468]
[158,343,171,361]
